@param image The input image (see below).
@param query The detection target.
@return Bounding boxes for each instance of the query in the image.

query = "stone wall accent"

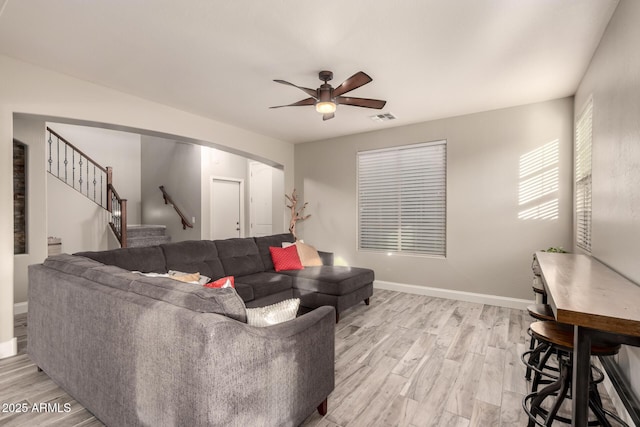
[14,140,26,254]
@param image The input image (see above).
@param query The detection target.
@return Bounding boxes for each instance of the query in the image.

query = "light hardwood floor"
[0,290,620,426]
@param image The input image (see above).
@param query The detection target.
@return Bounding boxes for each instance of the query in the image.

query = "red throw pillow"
[204,276,235,288]
[269,245,304,272]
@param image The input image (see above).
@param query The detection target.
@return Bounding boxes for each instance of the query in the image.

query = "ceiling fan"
[270,71,387,121]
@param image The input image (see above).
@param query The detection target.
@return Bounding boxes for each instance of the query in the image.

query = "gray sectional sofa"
[77,232,374,322]
[27,233,374,426]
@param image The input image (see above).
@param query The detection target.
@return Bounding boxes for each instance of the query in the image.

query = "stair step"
[127,235,171,248]
[126,225,167,238]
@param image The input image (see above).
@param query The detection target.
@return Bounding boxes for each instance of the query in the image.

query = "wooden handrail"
[47,127,107,173]
[159,185,194,230]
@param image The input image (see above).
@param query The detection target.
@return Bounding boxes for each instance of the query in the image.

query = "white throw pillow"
[246,298,300,327]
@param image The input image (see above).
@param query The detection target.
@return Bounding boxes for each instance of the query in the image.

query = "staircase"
[126,225,171,248]
[46,127,174,249]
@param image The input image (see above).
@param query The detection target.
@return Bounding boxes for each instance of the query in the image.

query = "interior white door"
[211,179,241,239]
[250,162,273,237]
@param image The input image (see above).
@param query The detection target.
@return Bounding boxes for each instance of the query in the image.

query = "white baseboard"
[0,337,17,359]
[14,301,28,315]
[374,280,531,310]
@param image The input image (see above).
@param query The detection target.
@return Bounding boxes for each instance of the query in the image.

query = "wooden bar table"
[535,251,640,426]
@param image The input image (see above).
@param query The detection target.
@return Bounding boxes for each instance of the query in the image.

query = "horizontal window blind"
[575,99,593,253]
[358,141,446,256]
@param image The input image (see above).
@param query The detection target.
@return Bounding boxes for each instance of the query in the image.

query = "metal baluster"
[86,161,89,196]
[56,135,60,178]
[64,144,68,183]
[79,156,83,191]
[100,174,103,208]
[47,132,53,173]
[72,151,76,190]
[93,165,97,202]
[115,197,120,235]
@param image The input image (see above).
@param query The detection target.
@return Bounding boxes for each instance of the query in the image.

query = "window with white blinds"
[575,99,593,253]
[357,140,447,256]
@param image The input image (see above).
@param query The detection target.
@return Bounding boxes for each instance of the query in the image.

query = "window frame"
[356,140,447,258]
[575,98,593,253]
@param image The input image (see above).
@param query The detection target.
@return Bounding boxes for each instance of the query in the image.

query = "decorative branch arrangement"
[285,189,311,240]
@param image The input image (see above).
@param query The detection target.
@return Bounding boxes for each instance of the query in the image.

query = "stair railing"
[108,181,128,247]
[159,185,194,230]
[46,127,128,247]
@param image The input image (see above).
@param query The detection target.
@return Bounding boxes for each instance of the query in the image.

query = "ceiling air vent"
[369,112,397,122]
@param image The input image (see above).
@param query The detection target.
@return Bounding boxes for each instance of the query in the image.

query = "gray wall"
[295,97,574,300]
[574,0,640,399]
[141,136,202,242]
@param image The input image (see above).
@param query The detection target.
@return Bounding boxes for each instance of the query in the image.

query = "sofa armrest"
[199,305,336,425]
[317,250,334,266]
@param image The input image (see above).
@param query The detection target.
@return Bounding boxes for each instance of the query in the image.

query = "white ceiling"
[0,0,618,144]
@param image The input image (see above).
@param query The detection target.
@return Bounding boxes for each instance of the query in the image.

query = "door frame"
[209,176,245,239]
[249,161,273,237]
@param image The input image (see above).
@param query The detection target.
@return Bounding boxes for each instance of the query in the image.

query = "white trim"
[374,280,531,310]
[14,301,28,315]
[0,337,17,359]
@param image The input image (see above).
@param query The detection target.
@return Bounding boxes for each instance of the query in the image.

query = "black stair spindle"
[56,135,60,178]
[64,144,68,183]
[79,156,83,191]
[47,132,53,173]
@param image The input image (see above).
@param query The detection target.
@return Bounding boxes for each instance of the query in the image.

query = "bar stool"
[522,321,627,426]
[532,277,548,304]
[531,255,547,304]
[524,304,555,382]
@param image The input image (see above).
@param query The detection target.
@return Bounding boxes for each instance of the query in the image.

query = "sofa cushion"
[254,233,296,270]
[246,298,300,327]
[215,238,264,277]
[204,276,234,289]
[269,245,304,272]
[294,241,323,267]
[280,266,374,296]
[235,272,293,301]
[129,275,247,323]
[161,240,225,280]
[234,283,254,302]
[75,246,166,273]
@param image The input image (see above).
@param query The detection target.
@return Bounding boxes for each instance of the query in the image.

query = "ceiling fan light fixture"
[315,101,337,114]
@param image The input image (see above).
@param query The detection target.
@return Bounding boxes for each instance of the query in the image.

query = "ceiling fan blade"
[336,96,386,109]
[269,97,316,108]
[323,113,335,121]
[332,71,373,97]
[273,80,318,98]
